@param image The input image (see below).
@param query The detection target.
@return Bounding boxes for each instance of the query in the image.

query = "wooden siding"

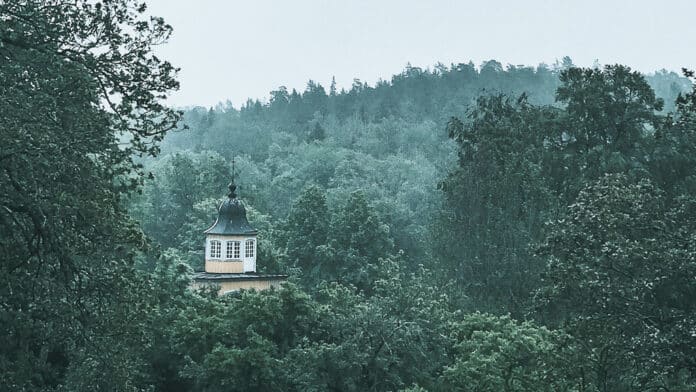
[205,260,243,273]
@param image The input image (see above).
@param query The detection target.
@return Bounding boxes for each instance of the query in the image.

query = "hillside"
[132,60,691,274]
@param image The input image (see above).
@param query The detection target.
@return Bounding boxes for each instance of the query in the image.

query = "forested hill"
[134,60,691,275]
[157,61,690,171]
[174,59,690,131]
[125,59,696,391]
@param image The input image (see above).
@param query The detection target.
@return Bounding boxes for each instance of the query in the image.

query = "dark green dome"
[204,182,257,235]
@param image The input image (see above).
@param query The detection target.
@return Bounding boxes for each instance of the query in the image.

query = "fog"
[146,0,696,107]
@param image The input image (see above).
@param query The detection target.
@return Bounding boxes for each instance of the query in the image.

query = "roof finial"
[228,157,237,199]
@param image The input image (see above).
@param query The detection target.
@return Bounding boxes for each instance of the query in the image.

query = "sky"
[145,0,696,108]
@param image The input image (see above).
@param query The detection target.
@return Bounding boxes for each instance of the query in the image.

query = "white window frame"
[245,239,255,258]
[209,240,222,259]
[226,241,240,260]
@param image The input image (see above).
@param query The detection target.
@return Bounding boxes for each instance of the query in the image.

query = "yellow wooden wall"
[205,261,243,273]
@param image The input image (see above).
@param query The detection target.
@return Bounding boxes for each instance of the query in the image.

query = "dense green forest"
[2,1,696,391]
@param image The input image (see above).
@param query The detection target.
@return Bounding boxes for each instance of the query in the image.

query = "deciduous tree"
[0,0,180,388]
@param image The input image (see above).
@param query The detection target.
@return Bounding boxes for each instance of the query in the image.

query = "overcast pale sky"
[145,0,696,108]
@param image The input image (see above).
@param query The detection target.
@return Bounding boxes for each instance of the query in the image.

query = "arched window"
[245,239,255,258]
[209,240,222,259]
[226,241,240,259]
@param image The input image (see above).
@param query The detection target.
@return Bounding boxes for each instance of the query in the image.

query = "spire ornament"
[228,157,237,199]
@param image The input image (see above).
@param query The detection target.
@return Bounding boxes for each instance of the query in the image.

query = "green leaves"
[537,175,696,389]
[437,95,557,314]
[0,0,181,389]
[283,185,330,276]
[172,265,456,392]
[187,337,281,392]
[442,313,579,392]
[557,65,663,153]
[280,187,395,293]
[436,65,696,389]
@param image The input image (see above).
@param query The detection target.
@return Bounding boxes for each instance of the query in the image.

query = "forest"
[1,1,696,391]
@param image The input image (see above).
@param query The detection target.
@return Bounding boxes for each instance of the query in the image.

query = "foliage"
[173,262,457,392]
[279,187,395,292]
[547,65,664,201]
[0,0,180,389]
[124,61,695,391]
[5,1,696,389]
[537,174,696,390]
[282,185,330,278]
[441,313,581,392]
[436,95,558,314]
[556,65,663,153]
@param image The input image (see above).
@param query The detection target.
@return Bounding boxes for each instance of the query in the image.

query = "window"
[245,239,255,258]
[226,241,240,259]
[209,240,221,259]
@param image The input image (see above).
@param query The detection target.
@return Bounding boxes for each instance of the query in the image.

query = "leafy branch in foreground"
[0,0,181,389]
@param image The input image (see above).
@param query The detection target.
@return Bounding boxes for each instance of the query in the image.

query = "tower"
[203,180,257,273]
[192,166,287,295]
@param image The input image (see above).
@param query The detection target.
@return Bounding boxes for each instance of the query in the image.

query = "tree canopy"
[1,0,180,389]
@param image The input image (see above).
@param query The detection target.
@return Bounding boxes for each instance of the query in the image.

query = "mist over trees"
[2,1,696,390]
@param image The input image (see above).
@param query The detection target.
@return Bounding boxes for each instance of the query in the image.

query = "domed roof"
[204,182,257,235]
